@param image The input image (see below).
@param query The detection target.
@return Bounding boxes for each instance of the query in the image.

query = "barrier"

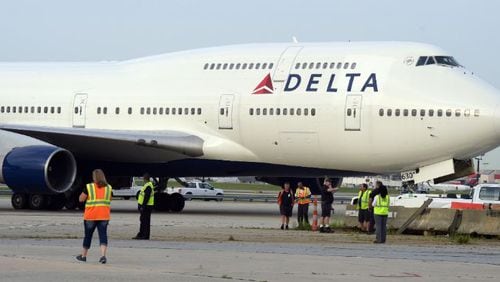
[311,197,318,231]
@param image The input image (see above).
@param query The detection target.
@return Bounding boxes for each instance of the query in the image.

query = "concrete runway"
[0,197,499,281]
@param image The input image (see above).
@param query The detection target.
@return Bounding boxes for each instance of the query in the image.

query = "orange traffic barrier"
[311,197,318,231]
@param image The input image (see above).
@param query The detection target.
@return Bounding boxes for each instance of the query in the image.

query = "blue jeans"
[83,220,108,249]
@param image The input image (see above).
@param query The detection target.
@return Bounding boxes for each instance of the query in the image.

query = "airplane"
[1,41,500,211]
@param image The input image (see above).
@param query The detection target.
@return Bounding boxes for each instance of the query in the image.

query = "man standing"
[133,173,155,240]
[357,183,371,232]
[277,182,294,230]
[295,182,311,227]
[320,178,338,233]
[368,181,384,233]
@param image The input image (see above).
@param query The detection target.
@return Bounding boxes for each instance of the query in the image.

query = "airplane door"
[344,95,362,131]
[273,46,303,83]
[72,93,88,128]
[218,94,234,130]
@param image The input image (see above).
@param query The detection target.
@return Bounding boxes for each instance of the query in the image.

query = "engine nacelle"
[1,145,77,194]
[257,177,343,195]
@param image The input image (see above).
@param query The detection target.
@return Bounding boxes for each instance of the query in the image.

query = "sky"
[0,0,499,169]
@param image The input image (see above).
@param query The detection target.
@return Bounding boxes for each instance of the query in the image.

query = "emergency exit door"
[344,95,362,131]
[218,94,234,130]
[72,93,88,128]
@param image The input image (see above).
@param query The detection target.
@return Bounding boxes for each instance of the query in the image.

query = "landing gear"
[28,194,47,210]
[153,177,185,212]
[11,193,28,209]
[47,194,66,210]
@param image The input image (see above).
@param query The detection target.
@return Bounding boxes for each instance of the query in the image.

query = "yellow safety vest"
[358,190,371,210]
[138,181,155,206]
[374,195,390,216]
[84,183,112,220]
[295,187,311,205]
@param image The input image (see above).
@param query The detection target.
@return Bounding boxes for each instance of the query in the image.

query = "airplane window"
[304,108,309,116]
[223,63,228,70]
[429,109,434,117]
[197,108,202,115]
[464,109,470,117]
[455,109,461,117]
[159,108,164,115]
[263,108,267,115]
[12,107,16,113]
[309,62,314,69]
[387,109,392,117]
[0,106,4,113]
[128,107,132,115]
[229,63,235,70]
[44,107,48,114]
[220,108,224,115]
[269,63,274,69]
[416,56,427,66]
[146,108,151,115]
[31,106,35,113]
[37,106,41,113]
[348,109,353,116]
[351,62,357,69]
[178,107,182,115]
[395,109,400,116]
[140,107,144,115]
[283,108,288,115]
[437,109,443,117]
[172,108,176,115]
[184,108,188,115]
[191,108,195,115]
[330,62,335,69]
[311,108,316,116]
[403,109,409,116]
[165,108,170,115]
[103,107,108,115]
[153,108,157,115]
[316,62,322,69]
[297,108,302,116]
[411,109,417,117]
[115,107,120,115]
[262,63,268,69]
[7,106,10,113]
[446,109,452,117]
[256,108,261,115]
[216,63,222,70]
[269,108,274,115]
[235,63,241,70]
[474,109,480,117]
[435,56,461,67]
[336,62,342,69]
[290,108,295,116]
[242,63,247,70]
[343,62,349,69]
[50,107,55,114]
[276,108,281,115]
[97,107,101,114]
[256,63,261,69]
[210,64,215,70]
[420,109,425,117]
[249,108,254,115]
[249,63,254,70]
[204,63,209,70]
[323,62,328,69]
[18,106,22,113]
[426,57,436,65]
[301,62,307,69]
[24,106,28,113]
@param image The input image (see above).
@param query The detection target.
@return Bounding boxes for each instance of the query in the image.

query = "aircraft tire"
[28,194,47,210]
[11,193,28,209]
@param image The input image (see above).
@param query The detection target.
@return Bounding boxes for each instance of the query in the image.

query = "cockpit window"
[416,56,462,67]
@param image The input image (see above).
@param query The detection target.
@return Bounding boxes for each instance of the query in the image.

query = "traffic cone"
[311,196,318,231]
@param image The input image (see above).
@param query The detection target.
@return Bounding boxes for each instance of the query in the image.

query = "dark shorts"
[358,209,370,223]
[321,202,333,217]
[280,205,293,217]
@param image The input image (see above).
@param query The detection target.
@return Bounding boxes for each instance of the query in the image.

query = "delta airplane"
[1,42,500,211]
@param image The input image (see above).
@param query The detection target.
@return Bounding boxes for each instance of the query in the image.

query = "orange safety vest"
[295,187,311,205]
[84,183,112,221]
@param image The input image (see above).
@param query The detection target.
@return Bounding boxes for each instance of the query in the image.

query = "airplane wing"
[0,124,204,162]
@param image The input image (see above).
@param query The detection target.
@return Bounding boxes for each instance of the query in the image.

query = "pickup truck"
[167,182,224,201]
[112,186,142,200]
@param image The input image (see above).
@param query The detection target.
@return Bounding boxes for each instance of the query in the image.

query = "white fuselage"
[1,42,499,176]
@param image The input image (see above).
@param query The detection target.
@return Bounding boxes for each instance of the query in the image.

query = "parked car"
[112,186,142,200]
[168,182,224,201]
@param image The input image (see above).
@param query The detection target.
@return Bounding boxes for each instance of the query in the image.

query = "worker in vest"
[133,173,155,240]
[76,169,112,264]
[357,183,372,232]
[372,185,390,244]
[295,182,311,227]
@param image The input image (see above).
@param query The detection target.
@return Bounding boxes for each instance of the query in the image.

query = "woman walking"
[277,182,294,230]
[372,184,389,244]
[76,169,112,263]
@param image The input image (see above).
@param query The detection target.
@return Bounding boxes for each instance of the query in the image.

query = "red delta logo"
[252,73,274,94]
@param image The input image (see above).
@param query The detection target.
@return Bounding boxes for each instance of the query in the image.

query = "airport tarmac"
[0,197,499,281]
